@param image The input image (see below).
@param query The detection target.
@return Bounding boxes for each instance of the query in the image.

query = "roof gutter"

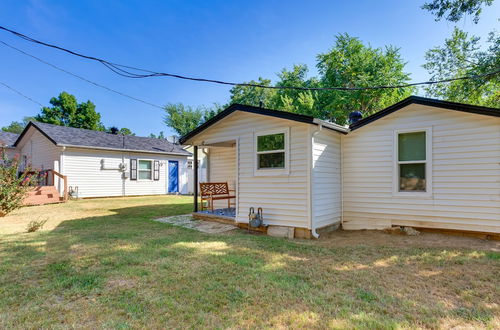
[58,144,191,156]
[313,118,349,134]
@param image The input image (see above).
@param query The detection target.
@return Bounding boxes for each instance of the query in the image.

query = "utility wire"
[0,80,44,107]
[0,40,164,109]
[1,25,499,91]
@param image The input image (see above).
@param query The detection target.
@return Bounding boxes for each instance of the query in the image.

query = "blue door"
[168,161,179,193]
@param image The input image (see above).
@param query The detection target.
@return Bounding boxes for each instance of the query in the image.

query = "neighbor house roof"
[179,103,348,144]
[14,122,191,156]
[0,131,20,148]
[349,96,500,131]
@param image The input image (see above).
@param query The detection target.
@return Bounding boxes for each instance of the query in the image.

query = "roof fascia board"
[180,104,347,144]
[14,121,58,147]
[350,96,500,131]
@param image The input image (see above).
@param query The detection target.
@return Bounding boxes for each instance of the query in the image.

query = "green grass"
[0,195,499,328]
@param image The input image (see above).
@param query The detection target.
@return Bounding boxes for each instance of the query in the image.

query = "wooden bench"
[199,182,235,211]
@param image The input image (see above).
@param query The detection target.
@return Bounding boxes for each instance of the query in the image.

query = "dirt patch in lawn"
[313,229,500,251]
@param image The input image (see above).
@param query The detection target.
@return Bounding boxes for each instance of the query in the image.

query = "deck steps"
[24,186,64,206]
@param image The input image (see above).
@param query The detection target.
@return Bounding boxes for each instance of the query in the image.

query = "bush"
[0,150,38,217]
[26,219,48,233]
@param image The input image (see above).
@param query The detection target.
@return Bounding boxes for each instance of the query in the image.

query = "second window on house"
[397,131,427,192]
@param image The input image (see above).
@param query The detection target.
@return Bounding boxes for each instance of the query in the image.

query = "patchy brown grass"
[0,196,499,329]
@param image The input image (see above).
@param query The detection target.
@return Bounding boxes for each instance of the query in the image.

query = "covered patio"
[191,139,237,223]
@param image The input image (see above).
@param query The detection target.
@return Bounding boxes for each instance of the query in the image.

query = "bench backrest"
[200,182,229,197]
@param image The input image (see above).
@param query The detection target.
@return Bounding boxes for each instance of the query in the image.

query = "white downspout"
[340,134,344,228]
[311,124,322,238]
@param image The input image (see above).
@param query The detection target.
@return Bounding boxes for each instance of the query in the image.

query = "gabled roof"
[350,96,500,131]
[0,131,20,148]
[179,103,348,144]
[14,121,190,156]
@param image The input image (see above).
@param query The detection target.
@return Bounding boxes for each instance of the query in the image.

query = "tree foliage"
[164,103,223,137]
[423,27,499,106]
[1,117,36,134]
[422,0,494,23]
[315,34,414,123]
[106,126,135,135]
[35,92,105,131]
[227,34,413,124]
[149,131,166,139]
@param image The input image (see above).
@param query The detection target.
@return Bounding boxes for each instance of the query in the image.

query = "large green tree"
[226,34,413,124]
[35,92,104,130]
[315,34,413,123]
[423,28,499,106]
[228,78,277,108]
[422,0,494,23]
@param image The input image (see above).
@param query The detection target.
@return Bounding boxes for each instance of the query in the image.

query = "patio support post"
[193,145,199,212]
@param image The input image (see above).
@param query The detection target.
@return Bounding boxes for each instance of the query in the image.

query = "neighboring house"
[185,145,208,194]
[180,96,500,237]
[0,131,20,159]
[12,121,191,199]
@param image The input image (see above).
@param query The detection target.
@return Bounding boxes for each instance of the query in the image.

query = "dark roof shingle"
[15,122,190,155]
[0,131,20,147]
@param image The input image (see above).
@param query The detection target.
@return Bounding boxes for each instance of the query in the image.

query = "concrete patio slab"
[154,214,237,234]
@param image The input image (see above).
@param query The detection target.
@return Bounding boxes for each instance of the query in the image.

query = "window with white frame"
[397,131,428,192]
[255,130,287,170]
[138,160,152,180]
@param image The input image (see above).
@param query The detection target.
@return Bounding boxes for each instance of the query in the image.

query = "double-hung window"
[255,128,288,174]
[138,160,152,180]
[396,130,431,193]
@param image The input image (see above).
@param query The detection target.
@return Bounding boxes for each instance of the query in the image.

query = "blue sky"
[0,0,498,137]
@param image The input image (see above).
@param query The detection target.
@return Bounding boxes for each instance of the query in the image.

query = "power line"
[0,40,164,109]
[1,25,499,91]
[0,80,44,107]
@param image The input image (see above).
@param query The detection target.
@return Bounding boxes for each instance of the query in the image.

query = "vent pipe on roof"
[348,111,363,125]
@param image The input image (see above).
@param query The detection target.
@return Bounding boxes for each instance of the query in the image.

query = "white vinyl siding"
[312,128,342,229]
[62,148,188,198]
[192,111,311,228]
[342,104,500,233]
[18,128,61,172]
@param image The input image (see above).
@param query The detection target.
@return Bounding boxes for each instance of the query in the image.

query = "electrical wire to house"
[0,40,164,110]
[0,80,45,107]
[1,25,499,91]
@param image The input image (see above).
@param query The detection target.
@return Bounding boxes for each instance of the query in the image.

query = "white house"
[180,96,500,238]
[10,121,190,201]
[0,131,19,160]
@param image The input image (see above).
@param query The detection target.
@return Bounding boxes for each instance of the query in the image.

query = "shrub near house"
[0,152,36,216]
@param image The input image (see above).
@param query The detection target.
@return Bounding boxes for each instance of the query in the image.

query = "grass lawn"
[1,196,499,329]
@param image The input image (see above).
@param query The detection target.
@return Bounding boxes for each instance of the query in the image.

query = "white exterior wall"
[312,128,342,229]
[192,111,312,228]
[18,128,61,172]
[342,104,500,233]
[207,146,236,209]
[62,148,188,198]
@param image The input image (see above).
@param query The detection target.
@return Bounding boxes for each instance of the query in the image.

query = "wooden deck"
[192,208,236,224]
[24,186,64,206]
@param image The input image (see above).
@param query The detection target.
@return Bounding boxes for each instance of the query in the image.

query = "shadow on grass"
[1,202,499,328]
